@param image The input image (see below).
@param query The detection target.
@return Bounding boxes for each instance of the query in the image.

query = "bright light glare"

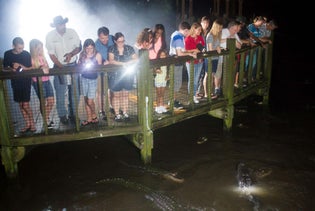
[85,62,93,69]
[123,62,138,75]
[231,185,268,196]
[10,0,102,66]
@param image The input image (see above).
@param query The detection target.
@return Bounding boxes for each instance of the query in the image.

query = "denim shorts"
[32,80,54,98]
[212,59,219,73]
[81,77,97,99]
[108,71,134,92]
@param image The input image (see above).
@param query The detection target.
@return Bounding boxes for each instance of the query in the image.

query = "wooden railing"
[0,38,274,178]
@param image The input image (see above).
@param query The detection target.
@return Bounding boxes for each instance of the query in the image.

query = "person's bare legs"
[84,96,92,122]
[20,102,36,132]
[87,98,97,120]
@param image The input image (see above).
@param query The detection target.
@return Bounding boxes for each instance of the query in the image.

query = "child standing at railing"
[29,39,55,129]
[78,39,102,126]
[154,49,169,114]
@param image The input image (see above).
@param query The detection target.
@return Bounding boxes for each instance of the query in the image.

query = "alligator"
[96,178,206,211]
[236,162,273,211]
[236,162,253,189]
[119,160,184,183]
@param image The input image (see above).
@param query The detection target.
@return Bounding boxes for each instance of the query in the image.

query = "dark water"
[1,31,315,211]
[1,95,315,210]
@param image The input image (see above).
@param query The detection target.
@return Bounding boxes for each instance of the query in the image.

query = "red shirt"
[185,35,205,64]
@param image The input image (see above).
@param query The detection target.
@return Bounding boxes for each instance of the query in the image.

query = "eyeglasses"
[116,40,125,44]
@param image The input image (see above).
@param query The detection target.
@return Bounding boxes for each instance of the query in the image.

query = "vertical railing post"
[263,33,274,105]
[206,56,213,102]
[223,38,236,132]
[256,47,263,81]
[136,49,153,164]
[238,51,246,89]
[71,73,80,131]
[247,48,254,84]
[168,64,175,113]
[188,60,194,108]
[0,79,19,178]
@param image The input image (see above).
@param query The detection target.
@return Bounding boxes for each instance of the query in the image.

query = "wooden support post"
[136,49,153,164]
[0,80,19,178]
[263,34,274,105]
[223,39,236,132]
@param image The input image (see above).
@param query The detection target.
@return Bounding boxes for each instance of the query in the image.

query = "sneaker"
[214,88,221,97]
[234,83,239,88]
[110,107,115,115]
[155,106,163,114]
[193,96,200,104]
[68,115,77,124]
[60,115,69,125]
[160,106,168,113]
[114,114,123,122]
[174,100,183,110]
[47,121,54,129]
[242,81,248,88]
[123,113,130,121]
[99,111,106,120]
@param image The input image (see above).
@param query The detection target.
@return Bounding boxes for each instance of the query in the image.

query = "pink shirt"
[149,37,162,60]
[32,56,49,82]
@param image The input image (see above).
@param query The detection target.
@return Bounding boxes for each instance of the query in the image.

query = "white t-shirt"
[220,28,241,49]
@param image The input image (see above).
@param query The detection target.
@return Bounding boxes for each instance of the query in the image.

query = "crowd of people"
[2,14,277,133]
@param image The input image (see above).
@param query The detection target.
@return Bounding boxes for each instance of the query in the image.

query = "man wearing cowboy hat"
[46,15,81,125]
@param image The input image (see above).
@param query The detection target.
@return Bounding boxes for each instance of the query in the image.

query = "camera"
[197,43,206,53]
[17,66,23,72]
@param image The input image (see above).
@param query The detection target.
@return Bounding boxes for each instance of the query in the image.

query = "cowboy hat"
[50,15,68,27]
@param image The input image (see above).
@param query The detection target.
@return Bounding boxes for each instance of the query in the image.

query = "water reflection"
[0,98,315,210]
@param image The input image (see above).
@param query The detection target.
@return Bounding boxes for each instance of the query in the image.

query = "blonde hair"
[209,19,223,42]
[189,22,202,36]
[29,39,47,68]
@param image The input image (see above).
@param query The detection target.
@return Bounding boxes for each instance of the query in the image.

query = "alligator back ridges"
[96,178,206,210]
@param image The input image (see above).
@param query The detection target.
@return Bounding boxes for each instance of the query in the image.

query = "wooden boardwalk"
[0,39,274,178]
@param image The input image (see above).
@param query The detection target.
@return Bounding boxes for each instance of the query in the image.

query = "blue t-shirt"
[169,31,185,56]
[247,24,263,38]
[95,35,114,63]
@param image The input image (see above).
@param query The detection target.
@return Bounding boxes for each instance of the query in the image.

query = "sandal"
[20,126,36,133]
[91,117,99,124]
[20,127,30,133]
[81,120,92,126]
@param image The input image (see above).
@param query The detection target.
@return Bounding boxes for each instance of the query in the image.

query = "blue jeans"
[53,64,80,118]
[186,62,203,96]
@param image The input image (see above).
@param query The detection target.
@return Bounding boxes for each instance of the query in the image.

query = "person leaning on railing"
[185,22,205,104]
[3,37,37,133]
[78,39,102,126]
[29,38,55,129]
[205,18,224,99]
[95,26,115,120]
[169,21,197,109]
[108,32,138,122]
[219,20,242,97]
[45,15,82,125]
